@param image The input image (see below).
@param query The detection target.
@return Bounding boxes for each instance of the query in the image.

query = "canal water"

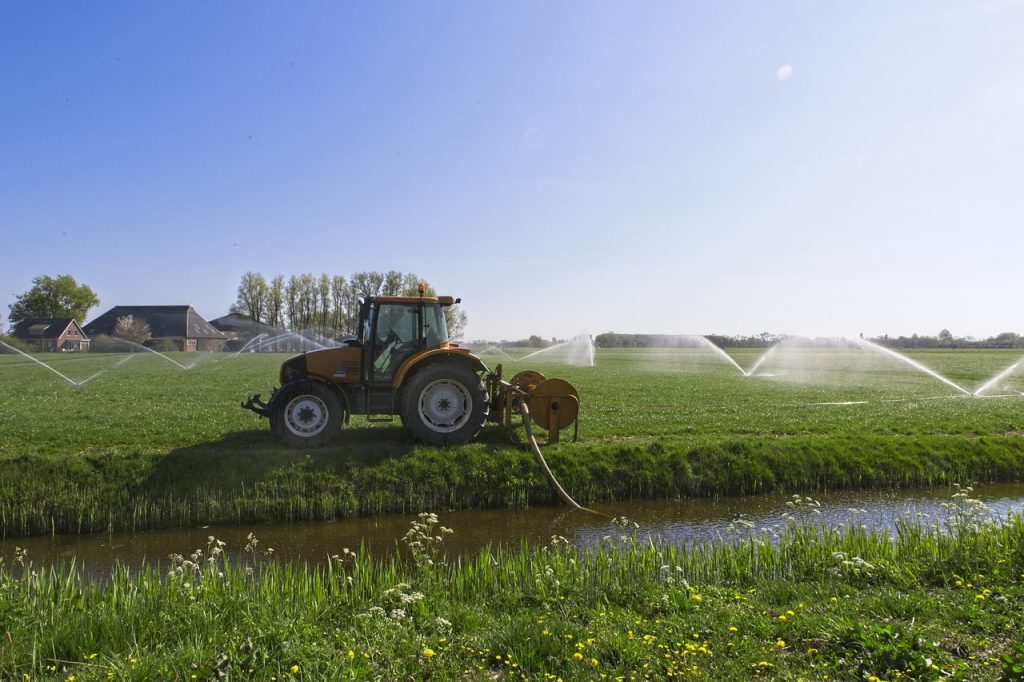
[3,482,1023,580]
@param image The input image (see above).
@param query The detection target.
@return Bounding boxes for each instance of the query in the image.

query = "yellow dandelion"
[777,639,786,648]
[729,626,738,632]
[347,650,354,660]
[423,648,435,658]
[290,664,300,673]
[691,594,703,603]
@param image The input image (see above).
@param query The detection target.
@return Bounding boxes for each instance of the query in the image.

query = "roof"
[11,318,82,340]
[82,306,228,340]
[370,295,458,306]
[208,313,279,334]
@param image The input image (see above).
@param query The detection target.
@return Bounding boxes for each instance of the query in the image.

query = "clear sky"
[2,1,1022,341]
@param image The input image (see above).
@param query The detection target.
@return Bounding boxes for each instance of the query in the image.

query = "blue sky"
[2,1,1022,341]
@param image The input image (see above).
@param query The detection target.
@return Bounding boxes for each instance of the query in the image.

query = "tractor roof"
[371,295,459,306]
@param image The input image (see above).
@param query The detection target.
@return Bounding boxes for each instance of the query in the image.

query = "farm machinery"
[241,288,580,449]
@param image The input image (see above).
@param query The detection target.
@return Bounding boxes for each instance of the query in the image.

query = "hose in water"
[518,401,599,514]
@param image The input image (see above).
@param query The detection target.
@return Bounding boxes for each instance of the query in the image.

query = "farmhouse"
[208,313,282,352]
[83,305,229,352]
[10,318,90,352]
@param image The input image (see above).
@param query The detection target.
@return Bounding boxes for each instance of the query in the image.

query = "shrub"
[0,335,31,353]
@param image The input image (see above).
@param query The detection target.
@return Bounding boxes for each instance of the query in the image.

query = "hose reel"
[501,369,580,444]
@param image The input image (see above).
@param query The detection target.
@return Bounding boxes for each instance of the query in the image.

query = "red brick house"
[10,318,91,352]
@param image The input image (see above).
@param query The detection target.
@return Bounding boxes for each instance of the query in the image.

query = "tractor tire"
[400,362,488,445]
[272,381,343,448]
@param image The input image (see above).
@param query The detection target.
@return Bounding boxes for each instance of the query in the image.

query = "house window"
[186,339,197,351]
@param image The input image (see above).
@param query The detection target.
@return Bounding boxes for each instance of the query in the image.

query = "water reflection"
[3,482,1023,581]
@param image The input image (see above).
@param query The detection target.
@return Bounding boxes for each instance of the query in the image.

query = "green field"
[3,348,1024,680]
[2,347,1024,536]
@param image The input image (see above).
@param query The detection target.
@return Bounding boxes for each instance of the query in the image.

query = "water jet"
[0,341,80,386]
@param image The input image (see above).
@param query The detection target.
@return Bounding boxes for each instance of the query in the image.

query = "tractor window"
[423,304,449,347]
[372,304,419,380]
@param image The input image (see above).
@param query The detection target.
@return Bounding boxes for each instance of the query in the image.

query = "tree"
[113,315,152,346]
[231,271,269,323]
[8,274,99,326]
[235,270,469,338]
[267,275,285,329]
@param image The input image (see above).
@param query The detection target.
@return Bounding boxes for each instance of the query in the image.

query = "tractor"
[242,288,579,448]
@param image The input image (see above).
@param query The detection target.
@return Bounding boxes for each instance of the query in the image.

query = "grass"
[1,496,1023,680]
[1,347,1024,535]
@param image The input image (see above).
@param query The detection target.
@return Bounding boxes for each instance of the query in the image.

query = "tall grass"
[1,498,1022,679]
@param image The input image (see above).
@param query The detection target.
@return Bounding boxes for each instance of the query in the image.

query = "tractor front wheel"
[401,363,488,445]
[272,381,343,448]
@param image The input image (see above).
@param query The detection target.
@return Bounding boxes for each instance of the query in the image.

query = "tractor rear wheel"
[272,381,343,448]
[400,363,488,445]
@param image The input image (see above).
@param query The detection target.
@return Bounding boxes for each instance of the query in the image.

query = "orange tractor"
[242,289,579,447]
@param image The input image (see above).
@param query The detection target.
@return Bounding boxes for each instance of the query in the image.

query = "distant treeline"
[595,331,1024,349]
[871,331,1024,349]
[595,333,782,348]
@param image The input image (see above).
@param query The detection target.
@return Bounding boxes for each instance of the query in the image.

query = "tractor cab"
[361,296,452,383]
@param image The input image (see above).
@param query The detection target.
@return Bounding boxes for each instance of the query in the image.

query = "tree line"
[595,330,1024,350]
[595,332,783,348]
[231,271,468,339]
[871,330,1024,349]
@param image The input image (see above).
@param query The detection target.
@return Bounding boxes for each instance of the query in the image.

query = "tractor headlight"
[279,355,308,384]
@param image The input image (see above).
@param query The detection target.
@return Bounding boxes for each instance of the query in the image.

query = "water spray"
[746,343,780,376]
[855,338,973,396]
[517,335,596,366]
[692,336,748,376]
[0,341,80,386]
[973,359,1024,397]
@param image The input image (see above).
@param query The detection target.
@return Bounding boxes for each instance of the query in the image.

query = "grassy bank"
[2,348,1024,536]
[2,499,1024,680]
